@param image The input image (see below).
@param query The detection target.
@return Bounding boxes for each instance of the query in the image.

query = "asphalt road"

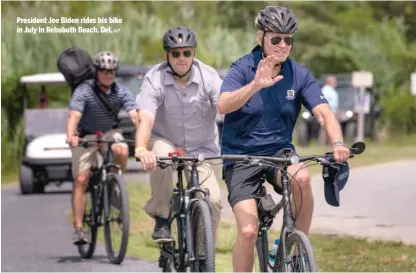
[2,159,416,271]
[223,159,416,244]
[1,166,157,272]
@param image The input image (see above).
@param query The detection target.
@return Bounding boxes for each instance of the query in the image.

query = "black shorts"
[223,148,298,208]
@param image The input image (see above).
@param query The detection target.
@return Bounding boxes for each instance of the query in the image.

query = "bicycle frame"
[154,152,218,272]
[80,137,134,227]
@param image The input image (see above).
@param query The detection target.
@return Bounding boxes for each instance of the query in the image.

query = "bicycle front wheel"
[77,184,98,259]
[103,173,130,265]
[278,230,317,272]
[189,199,215,272]
[255,230,272,272]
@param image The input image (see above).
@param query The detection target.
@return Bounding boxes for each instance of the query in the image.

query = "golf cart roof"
[20,65,152,86]
[20,73,66,85]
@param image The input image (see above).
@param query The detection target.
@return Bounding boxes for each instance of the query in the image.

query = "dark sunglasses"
[98,68,116,75]
[170,50,193,58]
[271,36,294,46]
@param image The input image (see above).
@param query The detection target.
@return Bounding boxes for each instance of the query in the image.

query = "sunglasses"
[98,68,116,75]
[271,36,294,46]
[170,50,193,58]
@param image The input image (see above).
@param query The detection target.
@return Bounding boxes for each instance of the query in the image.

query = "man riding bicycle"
[66,51,138,245]
[217,6,350,272]
[135,26,223,244]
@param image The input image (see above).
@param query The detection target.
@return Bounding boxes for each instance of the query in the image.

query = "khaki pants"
[71,129,127,177]
[143,138,223,243]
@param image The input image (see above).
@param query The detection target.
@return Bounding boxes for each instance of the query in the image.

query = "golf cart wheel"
[20,165,34,194]
[20,165,44,194]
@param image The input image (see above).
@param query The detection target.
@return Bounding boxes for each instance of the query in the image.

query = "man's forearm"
[217,81,259,114]
[323,114,344,144]
[135,116,153,150]
[66,111,81,137]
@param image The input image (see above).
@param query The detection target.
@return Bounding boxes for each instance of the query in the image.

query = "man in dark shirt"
[217,6,350,272]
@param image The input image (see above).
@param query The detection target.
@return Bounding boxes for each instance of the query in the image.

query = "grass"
[91,182,416,272]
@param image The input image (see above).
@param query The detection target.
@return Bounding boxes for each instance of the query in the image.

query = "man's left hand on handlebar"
[135,147,157,171]
[331,141,350,162]
[66,135,79,148]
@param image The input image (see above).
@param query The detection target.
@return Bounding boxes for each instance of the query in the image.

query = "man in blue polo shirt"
[217,6,351,272]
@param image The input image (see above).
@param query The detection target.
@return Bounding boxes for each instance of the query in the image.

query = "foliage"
[1,1,416,175]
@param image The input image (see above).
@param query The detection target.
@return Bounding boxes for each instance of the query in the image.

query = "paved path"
[2,159,415,271]
[219,160,416,245]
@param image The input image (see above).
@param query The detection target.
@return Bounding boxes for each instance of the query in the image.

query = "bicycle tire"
[277,230,318,272]
[189,199,215,272]
[255,230,271,272]
[77,185,98,259]
[103,173,130,265]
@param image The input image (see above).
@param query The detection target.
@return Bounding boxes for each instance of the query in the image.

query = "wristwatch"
[332,140,345,147]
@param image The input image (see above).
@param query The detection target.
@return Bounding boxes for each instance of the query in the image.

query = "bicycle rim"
[282,230,318,272]
[189,199,215,272]
[103,173,130,264]
[77,187,98,258]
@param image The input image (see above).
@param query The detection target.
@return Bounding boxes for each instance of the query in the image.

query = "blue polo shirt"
[220,45,327,156]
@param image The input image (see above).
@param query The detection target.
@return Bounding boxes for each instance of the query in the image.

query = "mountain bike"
[222,142,366,272]
[137,149,222,272]
[76,132,135,264]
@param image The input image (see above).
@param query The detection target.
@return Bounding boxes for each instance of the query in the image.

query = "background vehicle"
[297,73,382,146]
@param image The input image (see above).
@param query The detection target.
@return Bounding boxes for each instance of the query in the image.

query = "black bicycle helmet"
[255,6,298,34]
[163,26,197,51]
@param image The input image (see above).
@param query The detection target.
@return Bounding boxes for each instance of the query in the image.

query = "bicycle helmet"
[163,26,197,51]
[322,160,350,207]
[93,51,119,70]
[255,6,298,34]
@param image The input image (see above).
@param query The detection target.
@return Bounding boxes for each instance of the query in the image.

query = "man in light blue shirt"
[321,75,339,113]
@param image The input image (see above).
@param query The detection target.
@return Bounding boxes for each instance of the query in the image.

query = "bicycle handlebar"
[78,138,135,149]
[222,142,366,167]
[134,142,366,168]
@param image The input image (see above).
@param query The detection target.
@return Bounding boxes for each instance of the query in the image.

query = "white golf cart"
[19,72,72,194]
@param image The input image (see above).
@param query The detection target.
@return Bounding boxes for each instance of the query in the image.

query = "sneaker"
[152,217,173,243]
[72,227,88,245]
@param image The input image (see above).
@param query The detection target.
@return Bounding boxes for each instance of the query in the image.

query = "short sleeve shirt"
[220,45,328,156]
[136,59,223,156]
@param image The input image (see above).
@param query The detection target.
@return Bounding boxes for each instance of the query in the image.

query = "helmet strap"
[260,30,289,69]
[166,55,192,79]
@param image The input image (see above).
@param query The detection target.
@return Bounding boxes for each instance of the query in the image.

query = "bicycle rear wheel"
[189,199,215,272]
[103,173,130,264]
[276,230,317,272]
[77,184,98,258]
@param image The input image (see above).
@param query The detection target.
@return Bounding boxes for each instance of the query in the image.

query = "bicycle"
[136,149,222,272]
[76,131,135,265]
[222,142,366,272]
